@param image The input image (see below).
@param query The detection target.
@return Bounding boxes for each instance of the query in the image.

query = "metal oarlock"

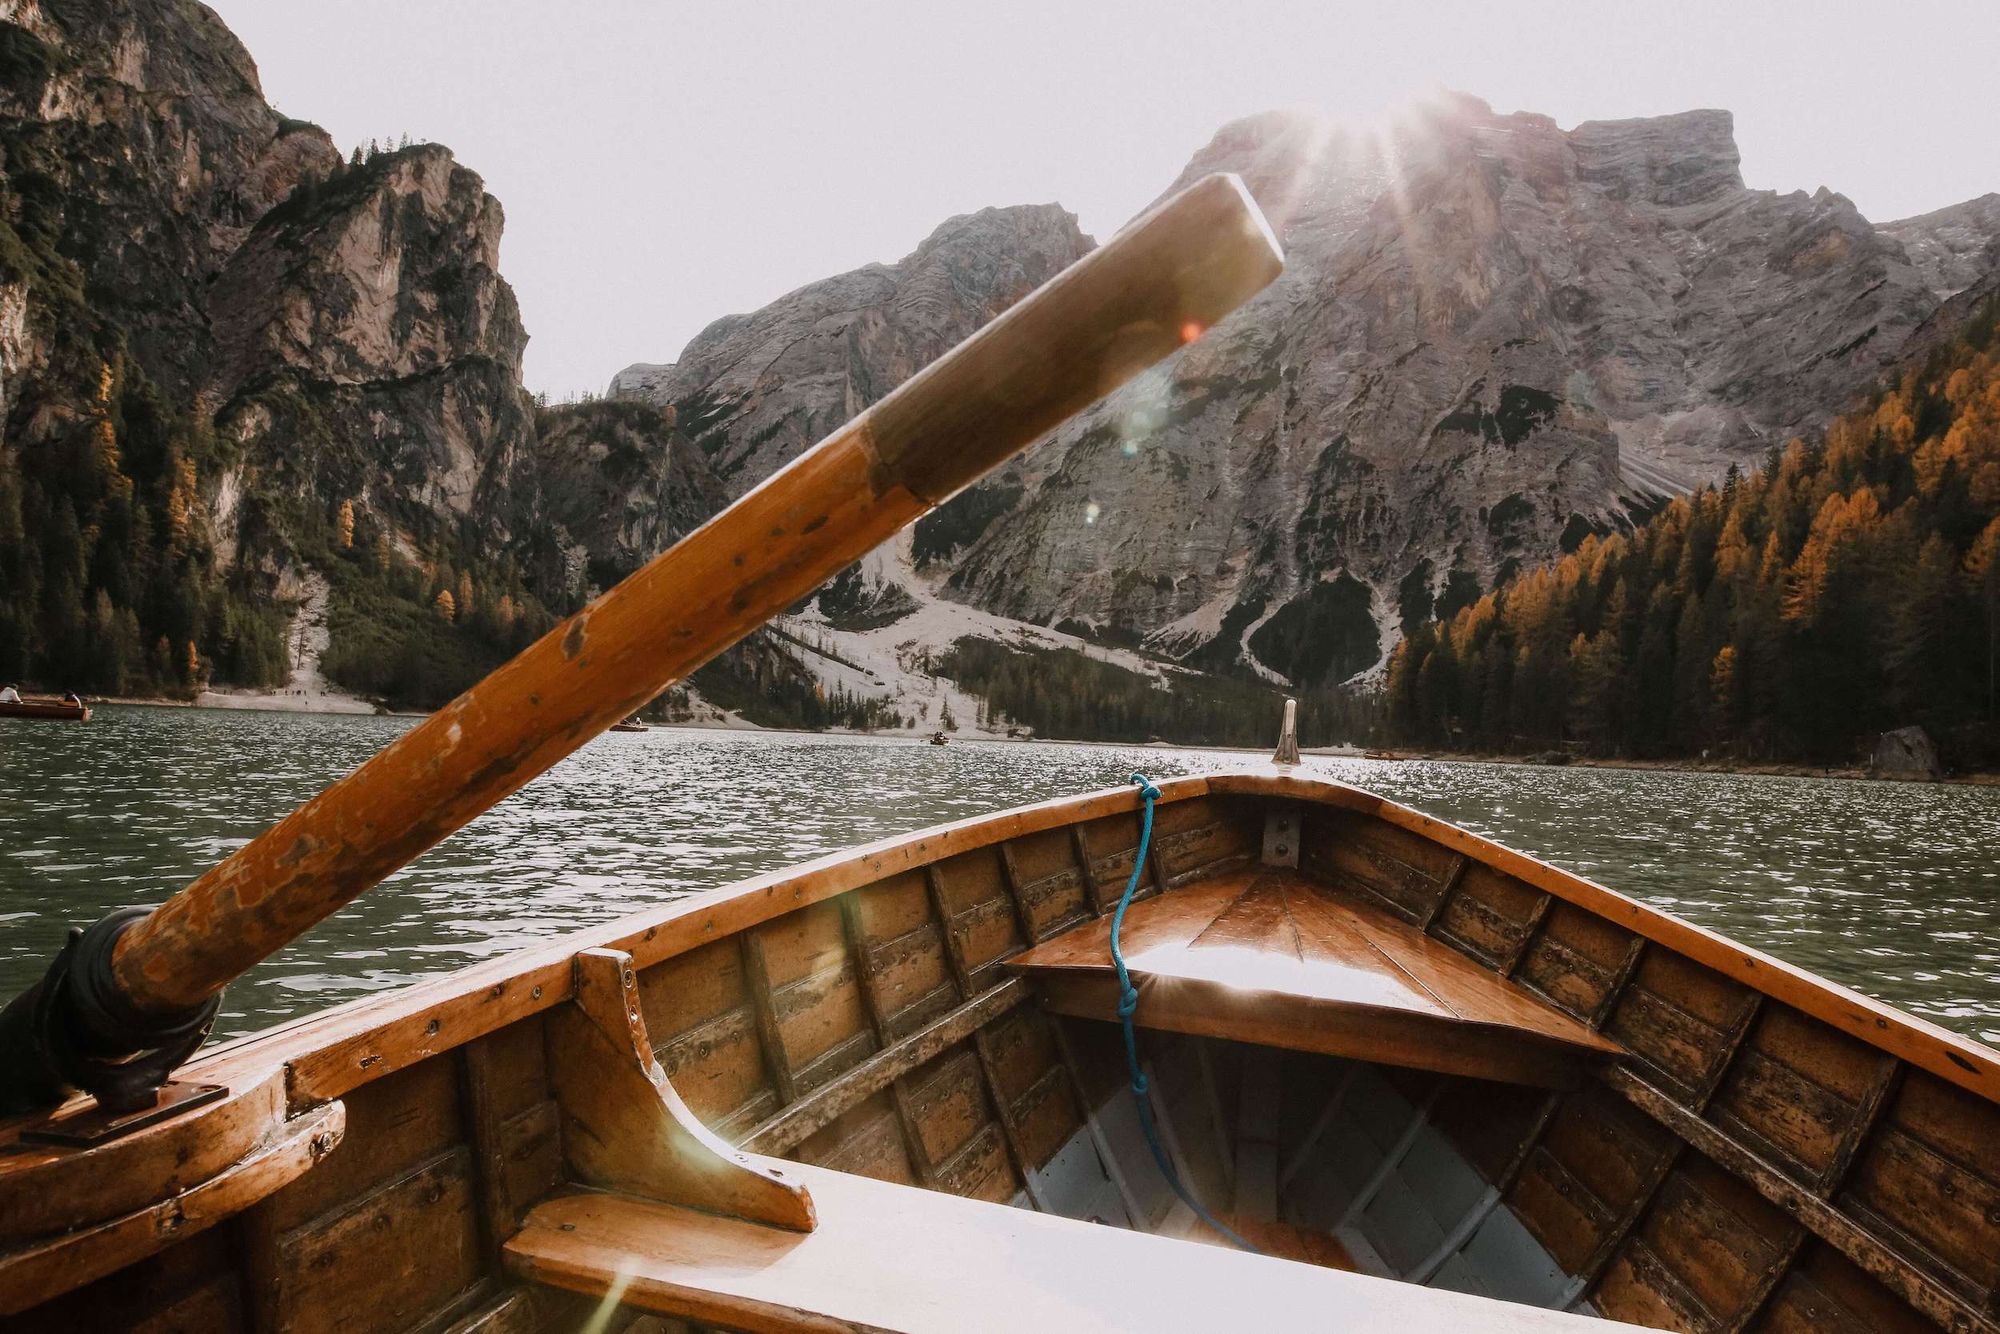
[0,907,222,1115]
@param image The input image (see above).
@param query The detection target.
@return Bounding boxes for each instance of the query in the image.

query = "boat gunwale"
[189,776,1211,1101]
[178,768,1999,1111]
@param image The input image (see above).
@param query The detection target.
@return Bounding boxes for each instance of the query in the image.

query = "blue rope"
[1111,772,1259,1253]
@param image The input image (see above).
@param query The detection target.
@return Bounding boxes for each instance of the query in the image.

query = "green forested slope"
[1387,303,2000,768]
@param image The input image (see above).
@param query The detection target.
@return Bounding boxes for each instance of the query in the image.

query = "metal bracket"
[1260,804,1302,868]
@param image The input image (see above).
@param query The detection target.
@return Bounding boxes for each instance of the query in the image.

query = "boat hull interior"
[4,774,1996,1333]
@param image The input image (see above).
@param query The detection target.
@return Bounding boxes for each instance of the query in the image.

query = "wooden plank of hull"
[1607,1067,1997,1334]
[503,1168,1613,1332]
[741,978,1032,1157]
[0,1101,343,1316]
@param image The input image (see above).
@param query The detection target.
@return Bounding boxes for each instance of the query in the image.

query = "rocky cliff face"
[204,141,538,553]
[1882,192,2000,300]
[0,0,337,425]
[615,94,2000,694]
[937,96,2000,686]
[612,204,1095,494]
[0,0,616,701]
[508,399,723,605]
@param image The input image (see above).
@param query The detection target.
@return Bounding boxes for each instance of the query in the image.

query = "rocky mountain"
[603,203,1121,730]
[0,0,334,420]
[611,203,1095,493]
[8,0,1997,735]
[205,141,537,546]
[507,399,723,605]
[0,0,540,518]
[0,0,588,701]
[615,94,2000,700]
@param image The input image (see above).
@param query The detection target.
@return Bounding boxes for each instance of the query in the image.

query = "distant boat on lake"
[0,696,89,722]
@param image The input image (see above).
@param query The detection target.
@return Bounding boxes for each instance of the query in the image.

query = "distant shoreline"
[78,695,1999,786]
[95,691,426,718]
[1391,749,2000,787]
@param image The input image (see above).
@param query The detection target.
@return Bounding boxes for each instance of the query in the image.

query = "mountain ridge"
[607,93,2000,712]
[4,0,1996,739]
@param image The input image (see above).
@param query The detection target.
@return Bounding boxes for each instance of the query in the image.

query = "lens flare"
[1085,501,1101,525]
[1180,320,1203,343]
[1116,364,1172,455]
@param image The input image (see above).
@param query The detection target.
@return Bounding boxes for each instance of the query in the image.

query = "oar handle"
[108,174,1282,1019]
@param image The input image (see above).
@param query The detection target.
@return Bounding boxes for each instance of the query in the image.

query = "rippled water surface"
[3,706,1997,1045]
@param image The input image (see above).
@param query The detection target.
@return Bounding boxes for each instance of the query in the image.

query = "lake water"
[2,705,1997,1046]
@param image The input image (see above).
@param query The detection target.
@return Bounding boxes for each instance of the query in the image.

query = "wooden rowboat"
[0,698,89,722]
[4,769,1996,1331]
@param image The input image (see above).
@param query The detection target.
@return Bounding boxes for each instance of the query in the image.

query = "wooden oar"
[0,173,1281,1111]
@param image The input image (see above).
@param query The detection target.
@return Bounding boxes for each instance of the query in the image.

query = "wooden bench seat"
[1007,869,1623,1088]
[504,1162,1610,1332]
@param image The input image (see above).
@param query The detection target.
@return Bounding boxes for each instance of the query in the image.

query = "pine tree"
[165,456,196,547]
[1708,646,1740,751]
[1968,517,2000,724]
[1567,629,1624,752]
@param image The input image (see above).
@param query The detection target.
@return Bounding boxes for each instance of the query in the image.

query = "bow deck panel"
[1009,867,1623,1088]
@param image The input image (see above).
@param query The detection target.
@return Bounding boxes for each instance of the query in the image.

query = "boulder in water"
[1872,726,1942,780]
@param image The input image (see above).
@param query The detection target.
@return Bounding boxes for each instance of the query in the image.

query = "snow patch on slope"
[776,528,1179,737]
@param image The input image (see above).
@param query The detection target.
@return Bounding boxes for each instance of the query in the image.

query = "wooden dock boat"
[0,698,89,722]
[3,174,1995,1332]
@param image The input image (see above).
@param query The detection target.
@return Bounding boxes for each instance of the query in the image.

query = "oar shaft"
[110,174,1283,1015]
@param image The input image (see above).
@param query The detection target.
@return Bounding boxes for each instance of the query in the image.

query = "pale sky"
[206,0,2000,398]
